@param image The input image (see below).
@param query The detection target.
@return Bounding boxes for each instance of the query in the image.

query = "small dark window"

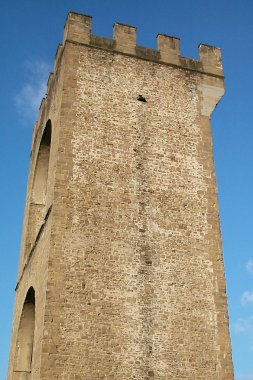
[137,95,147,102]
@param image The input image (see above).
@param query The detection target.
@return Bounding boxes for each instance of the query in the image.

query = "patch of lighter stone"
[198,83,225,117]
[147,219,168,236]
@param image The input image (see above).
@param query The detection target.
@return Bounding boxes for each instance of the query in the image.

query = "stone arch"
[13,287,35,379]
[32,120,52,205]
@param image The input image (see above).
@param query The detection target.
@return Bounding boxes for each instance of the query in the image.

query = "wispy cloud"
[234,316,253,334]
[15,60,51,121]
[242,291,253,305]
[246,260,253,275]
[236,374,253,380]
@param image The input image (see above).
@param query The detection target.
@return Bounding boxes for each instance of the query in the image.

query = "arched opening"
[24,120,52,256]
[13,287,35,379]
[32,120,52,205]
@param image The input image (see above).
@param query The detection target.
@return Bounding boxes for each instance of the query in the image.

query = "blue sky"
[0,1,252,378]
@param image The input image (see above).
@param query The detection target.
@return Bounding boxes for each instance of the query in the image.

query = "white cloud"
[234,316,253,334]
[242,291,253,305]
[15,60,51,121]
[246,260,253,275]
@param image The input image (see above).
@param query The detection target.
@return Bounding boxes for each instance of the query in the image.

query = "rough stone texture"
[8,12,234,380]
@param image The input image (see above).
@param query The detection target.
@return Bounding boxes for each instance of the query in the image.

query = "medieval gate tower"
[8,12,233,380]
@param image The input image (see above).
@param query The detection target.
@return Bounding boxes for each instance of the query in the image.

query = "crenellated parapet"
[61,11,223,77]
[38,11,224,127]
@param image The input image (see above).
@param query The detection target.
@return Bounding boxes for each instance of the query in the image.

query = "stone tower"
[8,12,234,380]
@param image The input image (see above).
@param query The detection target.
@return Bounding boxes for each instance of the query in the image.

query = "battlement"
[61,11,223,77]
[40,11,224,129]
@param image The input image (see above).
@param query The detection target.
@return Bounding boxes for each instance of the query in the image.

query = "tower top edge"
[61,11,223,77]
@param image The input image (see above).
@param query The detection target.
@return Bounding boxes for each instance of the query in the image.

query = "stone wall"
[8,12,233,380]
